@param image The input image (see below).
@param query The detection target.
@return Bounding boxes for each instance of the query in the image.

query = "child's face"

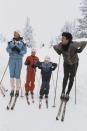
[31,51,36,56]
[44,59,49,63]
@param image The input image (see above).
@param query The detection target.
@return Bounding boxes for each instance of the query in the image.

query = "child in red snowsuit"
[25,49,39,103]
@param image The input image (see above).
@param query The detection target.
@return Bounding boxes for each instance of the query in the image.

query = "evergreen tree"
[77,0,87,38]
[61,20,78,39]
[23,17,35,47]
[0,33,6,43]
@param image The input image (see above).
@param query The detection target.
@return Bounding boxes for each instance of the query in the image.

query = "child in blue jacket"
[33,56,57,108]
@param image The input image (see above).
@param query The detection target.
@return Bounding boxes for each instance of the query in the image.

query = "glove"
[52,63,57,66]
[11,46,16,51]
[15,46,20,53]
[76,48,82,53]
[25,61,30,65]
[32,64,36,68]
[11,46,20,53]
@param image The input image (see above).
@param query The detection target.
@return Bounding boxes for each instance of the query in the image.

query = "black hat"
[62,32,73,42]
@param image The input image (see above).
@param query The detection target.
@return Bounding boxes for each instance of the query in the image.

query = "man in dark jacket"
[53,32,87,101]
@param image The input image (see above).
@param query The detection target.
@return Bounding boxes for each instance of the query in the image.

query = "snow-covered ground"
[0,41,87,131]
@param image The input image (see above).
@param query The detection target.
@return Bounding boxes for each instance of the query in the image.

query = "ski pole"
[0,61,9,96]
[52,73,55,91]
[20,88,24,97]
[20,79,24,98]
[17,60,24,98]
[75,75,76,104]
[75,63,77,104]
[53,55,61,107]
[0,86,5,97]
[0,61,9,85]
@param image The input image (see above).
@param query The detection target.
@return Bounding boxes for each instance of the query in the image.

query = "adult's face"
[61,36,69,45]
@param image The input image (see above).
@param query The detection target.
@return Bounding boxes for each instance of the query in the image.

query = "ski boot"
[25,92,28,96]
[39,99,42,109]
[65,93,69,101]
[10,90,14,97]
[25,92,30,105]
[45,98,48,108]
[60,93,65,100]
[31,92,34,103]
[15,90,19,97]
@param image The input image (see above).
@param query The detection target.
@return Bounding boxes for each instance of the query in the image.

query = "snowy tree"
[49,35,61,48]
[77,0,87,38]
[61,20,78,39]
[23,17,35,47]
[61,21,72,33]
[40,42,45,48]
[0,33,3,43]
[0,33,6,43]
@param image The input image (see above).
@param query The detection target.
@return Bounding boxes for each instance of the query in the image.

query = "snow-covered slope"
[0,41,87,131]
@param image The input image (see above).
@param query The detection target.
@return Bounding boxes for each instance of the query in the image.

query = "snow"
[0,41,87,131]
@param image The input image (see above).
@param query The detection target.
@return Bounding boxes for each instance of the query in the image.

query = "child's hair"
[62,32,73,42]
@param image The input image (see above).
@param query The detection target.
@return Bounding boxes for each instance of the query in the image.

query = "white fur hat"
[44,56,50,61]
[31,48,36,53]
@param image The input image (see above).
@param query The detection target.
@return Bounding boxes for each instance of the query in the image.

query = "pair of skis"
[26,95,34,105]
[7,96,18,110]
[56,99,67,121]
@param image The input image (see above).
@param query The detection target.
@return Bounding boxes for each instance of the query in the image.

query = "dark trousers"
[62,62,78,95]
[39,81,50,99]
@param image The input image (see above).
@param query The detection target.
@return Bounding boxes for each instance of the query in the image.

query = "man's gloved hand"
[76,48,82,53]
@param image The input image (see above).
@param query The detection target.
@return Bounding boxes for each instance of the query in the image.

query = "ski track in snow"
[0,42,87,131]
